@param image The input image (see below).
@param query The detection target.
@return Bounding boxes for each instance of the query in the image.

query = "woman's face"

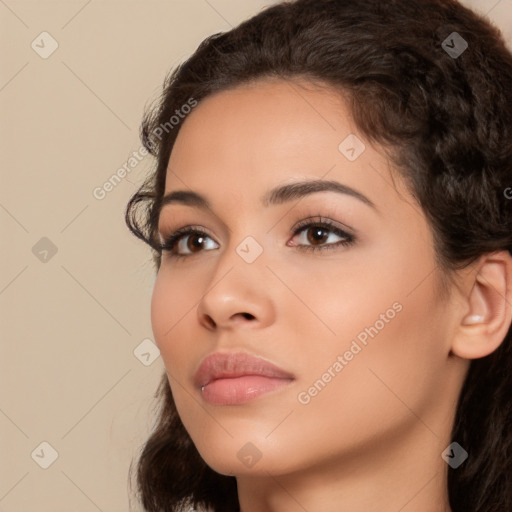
[151,78,462,477]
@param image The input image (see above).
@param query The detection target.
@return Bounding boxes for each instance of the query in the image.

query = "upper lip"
[194,351,294,388]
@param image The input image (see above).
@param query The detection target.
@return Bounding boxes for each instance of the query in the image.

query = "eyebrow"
[158,179,377,214]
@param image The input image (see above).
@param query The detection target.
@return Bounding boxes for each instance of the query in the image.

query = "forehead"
[163,78,412,217]
[170,78,352,166]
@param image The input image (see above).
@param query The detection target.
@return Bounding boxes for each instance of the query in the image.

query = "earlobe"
[451,250,512,360]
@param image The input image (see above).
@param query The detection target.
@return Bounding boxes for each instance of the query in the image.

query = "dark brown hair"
[125,1,512,510]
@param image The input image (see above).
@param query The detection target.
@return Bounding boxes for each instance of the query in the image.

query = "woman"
[125,0,512,510]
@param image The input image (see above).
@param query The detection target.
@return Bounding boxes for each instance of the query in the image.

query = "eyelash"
[158,216,356,260]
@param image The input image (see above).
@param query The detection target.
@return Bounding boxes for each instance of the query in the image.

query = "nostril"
[205,315,216,328]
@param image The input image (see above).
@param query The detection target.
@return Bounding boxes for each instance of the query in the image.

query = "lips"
[194,352,294,405]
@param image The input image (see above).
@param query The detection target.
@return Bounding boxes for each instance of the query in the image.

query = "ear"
[451,250,512,359]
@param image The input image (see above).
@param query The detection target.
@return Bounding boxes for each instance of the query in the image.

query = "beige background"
[1,1,510,511]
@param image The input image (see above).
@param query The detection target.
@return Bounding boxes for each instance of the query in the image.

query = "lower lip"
[201,375,293,405]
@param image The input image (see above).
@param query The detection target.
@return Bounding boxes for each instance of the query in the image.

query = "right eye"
[159,227,219,258]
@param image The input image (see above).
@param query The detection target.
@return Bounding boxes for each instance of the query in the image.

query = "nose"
[196,261,275,332]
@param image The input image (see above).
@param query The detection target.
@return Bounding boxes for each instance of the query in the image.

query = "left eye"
[290,222,353,250]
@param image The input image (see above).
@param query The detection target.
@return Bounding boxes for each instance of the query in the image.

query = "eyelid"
[158,211,355,239]
[157,216,352,247]
[290,215,355,237]
[158,225,218,250]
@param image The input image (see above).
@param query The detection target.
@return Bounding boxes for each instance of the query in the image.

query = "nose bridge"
[219,208,269,269]
[196,222,273,328]
[208,229,268,296]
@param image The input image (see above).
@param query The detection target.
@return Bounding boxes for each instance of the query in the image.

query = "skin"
[151,77,512,512]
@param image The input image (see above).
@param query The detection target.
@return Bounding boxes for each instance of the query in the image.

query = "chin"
[193,430,306,478]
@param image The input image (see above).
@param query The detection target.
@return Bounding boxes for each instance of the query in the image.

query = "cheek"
[283,275,447,466]
[150,268,199,368]
[287,236,447,409]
